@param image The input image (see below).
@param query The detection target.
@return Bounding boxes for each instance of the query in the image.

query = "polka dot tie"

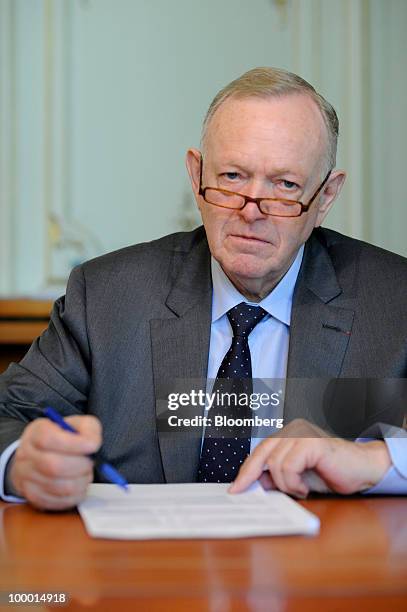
[198,303,268,483]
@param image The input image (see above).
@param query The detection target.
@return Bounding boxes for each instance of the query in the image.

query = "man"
[0,67,406,510]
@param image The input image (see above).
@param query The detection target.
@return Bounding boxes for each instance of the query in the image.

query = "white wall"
[0,0,406,296]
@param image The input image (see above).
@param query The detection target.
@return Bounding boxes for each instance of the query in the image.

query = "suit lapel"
[150,229,357,470]
[150,235,212,483]
[285,233,355,423]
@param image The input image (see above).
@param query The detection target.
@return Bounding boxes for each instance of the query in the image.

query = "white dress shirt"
[209,249,407,494]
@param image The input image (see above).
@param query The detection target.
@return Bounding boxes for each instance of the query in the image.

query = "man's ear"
[315,170,346,227]
[185,148,202,197]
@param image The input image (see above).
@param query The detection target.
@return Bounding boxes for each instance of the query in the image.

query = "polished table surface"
[0,496,406,611]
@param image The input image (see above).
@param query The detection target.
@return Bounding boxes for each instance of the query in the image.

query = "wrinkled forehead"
[203,94,329,175]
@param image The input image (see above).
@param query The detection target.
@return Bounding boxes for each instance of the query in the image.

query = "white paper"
[78,483,320,540]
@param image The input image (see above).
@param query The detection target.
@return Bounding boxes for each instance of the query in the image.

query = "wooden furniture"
[0,496,406,611]
[0,299,53,373]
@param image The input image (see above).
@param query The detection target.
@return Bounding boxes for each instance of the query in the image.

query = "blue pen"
[44,406,129,492]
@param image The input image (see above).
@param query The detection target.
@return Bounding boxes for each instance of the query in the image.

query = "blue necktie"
[198,303,268,483]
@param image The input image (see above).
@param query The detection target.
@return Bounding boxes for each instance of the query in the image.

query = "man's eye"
[223,172,240,180]
[282,180,298,189]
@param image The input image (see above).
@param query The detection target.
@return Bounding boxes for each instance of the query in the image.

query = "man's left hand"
[229,419,392,497]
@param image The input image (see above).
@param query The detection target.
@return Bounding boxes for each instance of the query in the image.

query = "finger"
[302,469,331,494]
[264,441,296,494]
[16,465,93,498]
[277,444,311,497]
[229,438,280,493]
[258,471,276,491]
[40,472,93,498]
[27,417,101,455]
[10,449,94,498]
[66,415,102,441]
[20,467,92,498]
[23,480,88,511]
[277,440,326,496]
[31,450,94,479]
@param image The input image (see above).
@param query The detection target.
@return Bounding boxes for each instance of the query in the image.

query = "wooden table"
[0,496,406,611]
[0,299,53,374]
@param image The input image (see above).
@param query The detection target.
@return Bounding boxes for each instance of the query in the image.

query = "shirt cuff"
[357,435,407,495]
[0,440,25,503]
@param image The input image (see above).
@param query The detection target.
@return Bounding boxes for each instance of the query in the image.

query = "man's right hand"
[9,415,102,511]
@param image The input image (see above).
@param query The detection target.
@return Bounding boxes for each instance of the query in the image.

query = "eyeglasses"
[198,157,331,218]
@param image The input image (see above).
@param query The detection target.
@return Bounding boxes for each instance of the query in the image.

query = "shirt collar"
[211,245,304,327]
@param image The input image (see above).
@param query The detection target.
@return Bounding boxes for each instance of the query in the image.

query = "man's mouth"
[229,234,270,244]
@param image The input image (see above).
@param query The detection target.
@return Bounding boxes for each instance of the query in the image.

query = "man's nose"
[237,198,267,223]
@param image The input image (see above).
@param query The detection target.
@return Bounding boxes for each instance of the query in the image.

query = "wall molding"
[0,0,16,294]
[0,0,405,297]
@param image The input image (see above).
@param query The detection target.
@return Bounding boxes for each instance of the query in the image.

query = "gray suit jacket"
[0,226,406,483]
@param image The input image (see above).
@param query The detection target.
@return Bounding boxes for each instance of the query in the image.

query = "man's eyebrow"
[267,167,304,179]
[216,161,248,172]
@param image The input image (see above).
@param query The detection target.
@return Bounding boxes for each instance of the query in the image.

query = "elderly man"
[0,67,406,510]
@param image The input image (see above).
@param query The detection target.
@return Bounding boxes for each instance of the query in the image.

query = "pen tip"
[99,462,129,491]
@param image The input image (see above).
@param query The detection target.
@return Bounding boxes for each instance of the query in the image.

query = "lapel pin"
[322,323,351,336]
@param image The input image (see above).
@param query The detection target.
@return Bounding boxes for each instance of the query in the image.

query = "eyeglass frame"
[198,156,332,218]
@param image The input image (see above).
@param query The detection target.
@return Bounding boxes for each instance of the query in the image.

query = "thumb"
[65,415,102,453]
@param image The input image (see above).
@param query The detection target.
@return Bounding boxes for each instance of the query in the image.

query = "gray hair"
[201,67,339,171]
